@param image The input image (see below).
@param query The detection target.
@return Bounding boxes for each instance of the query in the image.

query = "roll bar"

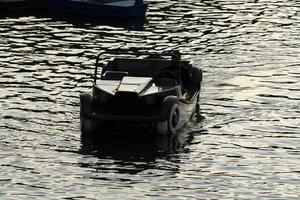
[94,51,182,84]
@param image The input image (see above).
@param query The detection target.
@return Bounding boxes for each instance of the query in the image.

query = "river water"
[0,0,299,199]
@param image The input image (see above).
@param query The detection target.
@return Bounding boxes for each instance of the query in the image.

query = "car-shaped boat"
[80,51,203,135]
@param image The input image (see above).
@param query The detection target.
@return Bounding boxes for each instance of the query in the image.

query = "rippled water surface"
[1,0,300,199]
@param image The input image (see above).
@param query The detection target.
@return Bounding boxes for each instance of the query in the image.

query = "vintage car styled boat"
[80,51,203,135]
[41,0,148,18]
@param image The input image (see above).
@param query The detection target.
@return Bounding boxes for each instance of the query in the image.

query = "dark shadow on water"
[41,12,147,30]
[0,9,147,30]
[79,127,196,174]
[0,10,39,19]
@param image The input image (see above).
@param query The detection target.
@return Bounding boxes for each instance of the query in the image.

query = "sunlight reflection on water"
[0,0,300,199]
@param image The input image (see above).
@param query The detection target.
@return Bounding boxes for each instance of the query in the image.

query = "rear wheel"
[191,67,202,116]
[191,67,202,90]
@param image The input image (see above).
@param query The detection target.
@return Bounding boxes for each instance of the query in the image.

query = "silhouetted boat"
[41,0,148,18]
[80,51,203,135]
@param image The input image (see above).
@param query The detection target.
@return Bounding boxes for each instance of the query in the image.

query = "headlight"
[98,93,108,104]
[144,95,156,105]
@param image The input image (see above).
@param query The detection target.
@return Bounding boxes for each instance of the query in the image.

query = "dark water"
[1,0,300,199]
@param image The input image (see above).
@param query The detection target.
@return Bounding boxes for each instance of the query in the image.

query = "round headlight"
[145,95,156,105]
[98,93,108,104]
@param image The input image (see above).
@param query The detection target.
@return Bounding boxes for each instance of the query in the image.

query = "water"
[0,0,300,199]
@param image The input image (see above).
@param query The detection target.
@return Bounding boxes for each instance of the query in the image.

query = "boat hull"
[41,0,148,18]
[80,93,199,135]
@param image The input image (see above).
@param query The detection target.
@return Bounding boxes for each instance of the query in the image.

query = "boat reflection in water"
[41,11,147,30]
[41,0,149,18]
[79,127,198,174]
[0,0,38,12]
[0,10,147,31]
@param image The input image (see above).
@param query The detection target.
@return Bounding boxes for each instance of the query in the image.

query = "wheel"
[156,103,180,135]
[80,93,97,134]
[191,67,202,90]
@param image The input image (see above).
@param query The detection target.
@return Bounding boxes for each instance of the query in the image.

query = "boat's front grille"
[114,91,139,115]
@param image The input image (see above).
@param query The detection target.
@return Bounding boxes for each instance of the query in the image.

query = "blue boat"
[41,0,148,18]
